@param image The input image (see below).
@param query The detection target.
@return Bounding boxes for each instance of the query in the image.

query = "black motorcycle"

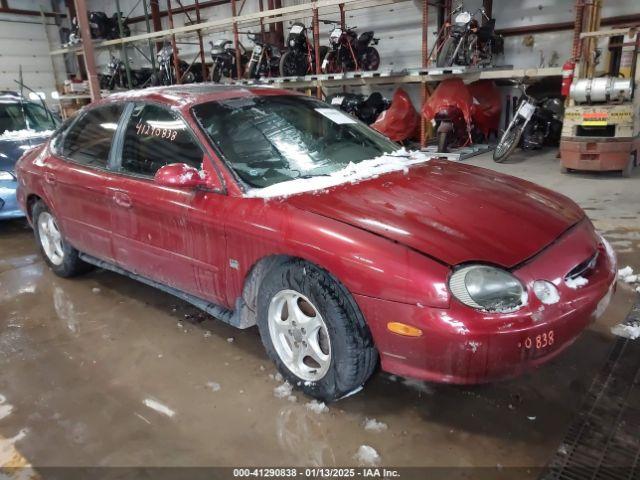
[326,92,390,125]
[100,56,154,90]
[436,4,502,67]
[494,82,564,162]
[67,11,130,45]
[279,22,328,77]
[210,39,248,82]
[321,23,380,73]
[244,33,281,79]
[151,46,197,86]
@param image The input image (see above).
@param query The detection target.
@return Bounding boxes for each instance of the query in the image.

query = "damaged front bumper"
[355,220,617,384]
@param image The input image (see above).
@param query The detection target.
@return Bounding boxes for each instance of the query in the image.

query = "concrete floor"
[0,149,638,473]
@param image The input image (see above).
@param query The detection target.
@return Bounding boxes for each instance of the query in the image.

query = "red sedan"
[16,85,617,401]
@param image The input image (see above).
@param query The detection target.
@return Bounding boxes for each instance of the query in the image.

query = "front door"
[110,103,228,304]
[46,103,125,262]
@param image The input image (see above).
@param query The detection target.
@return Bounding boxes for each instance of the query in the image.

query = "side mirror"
[154,163,208,189]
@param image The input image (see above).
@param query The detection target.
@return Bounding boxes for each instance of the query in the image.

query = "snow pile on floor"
[0,128,53,142]
[206,381,221,392]
[354,445,380,466]
[618,266,638,284]
[363,418,388,433]
[611,322,640,340]
[305,400,329,414]
[565,276,589,289]
[245,148,432,199]
[273,382,293,399]
[143,398,176,418]
[618,266,640,292]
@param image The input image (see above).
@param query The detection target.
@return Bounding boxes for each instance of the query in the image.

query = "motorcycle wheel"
[321,51,340,74]
[210,63,223,83]
[436,37,457,68]
[493,123,524,163]
[279,51,306,77]
[362,47,380,71]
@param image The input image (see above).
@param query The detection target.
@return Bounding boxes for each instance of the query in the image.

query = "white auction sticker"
[315,108,357,124]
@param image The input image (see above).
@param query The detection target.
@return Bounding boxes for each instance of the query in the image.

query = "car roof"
[103,84,299,109]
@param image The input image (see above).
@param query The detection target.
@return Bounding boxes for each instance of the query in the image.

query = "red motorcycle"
[422,79,501,152]
[321,22,380,73]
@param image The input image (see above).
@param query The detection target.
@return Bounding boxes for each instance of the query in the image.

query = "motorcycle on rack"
[67,11,130,46]
[244,33,281,79]
[210,39,248,82]
[436,3,503,68]
[151,45,196,86]
[321,22,380,73]
[100,56,154,90]
[493,80,564,163]
[279,22,328,76]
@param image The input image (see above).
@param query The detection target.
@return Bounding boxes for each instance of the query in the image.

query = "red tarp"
[371,88,420,142]
[422,79,501,138]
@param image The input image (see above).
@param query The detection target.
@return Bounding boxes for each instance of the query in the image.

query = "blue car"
[0,91,58,219]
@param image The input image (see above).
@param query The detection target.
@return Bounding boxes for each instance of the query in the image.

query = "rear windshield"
[192,95,397,189]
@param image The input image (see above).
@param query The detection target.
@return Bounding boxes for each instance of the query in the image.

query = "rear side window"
[62,104,124,167]
[120,104,204,177]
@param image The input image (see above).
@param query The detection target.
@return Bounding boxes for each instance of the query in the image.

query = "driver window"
[120,104,204,177]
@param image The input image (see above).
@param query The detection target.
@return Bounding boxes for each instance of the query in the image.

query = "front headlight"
[0,170,15,181]
[449,265,527,313]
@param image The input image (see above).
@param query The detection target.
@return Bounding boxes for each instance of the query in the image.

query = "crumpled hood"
[284,159,585,268]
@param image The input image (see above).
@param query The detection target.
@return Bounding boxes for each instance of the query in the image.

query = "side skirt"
[79,253,251,329]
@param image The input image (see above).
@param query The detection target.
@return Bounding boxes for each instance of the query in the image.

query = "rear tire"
[493,123,524,163]
[32,201,90,278]
[257,259,377,402]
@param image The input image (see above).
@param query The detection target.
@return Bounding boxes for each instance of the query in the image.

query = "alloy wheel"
[37,212,64,266]
[268,289,332,381]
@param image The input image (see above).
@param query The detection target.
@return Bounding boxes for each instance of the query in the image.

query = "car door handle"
[44,172,56,185]
[113,191,132,208]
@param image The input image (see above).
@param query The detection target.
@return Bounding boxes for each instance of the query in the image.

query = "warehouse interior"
[0,0,639,478]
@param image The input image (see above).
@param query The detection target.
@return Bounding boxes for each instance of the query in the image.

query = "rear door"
[109,103,228,304]
[45,103,126,262]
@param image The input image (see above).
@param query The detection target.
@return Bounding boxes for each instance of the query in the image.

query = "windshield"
[0,101,57,135]
[192,95,398,189]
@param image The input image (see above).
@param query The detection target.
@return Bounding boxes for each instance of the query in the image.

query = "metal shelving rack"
[48,0,569,141]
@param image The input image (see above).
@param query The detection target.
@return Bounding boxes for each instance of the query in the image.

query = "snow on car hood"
[244,148,431,199]
[0,129,53,142]
[283,158,586,268]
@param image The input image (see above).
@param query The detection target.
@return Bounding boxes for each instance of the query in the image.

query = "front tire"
[362,46,380,71]
[279,51,306,76]
[622,151,636,178]
[493,122,524,163]
[437,36,457,67]
[257,259,377,401]
[210,62,223,83]
[437,131,449,153]
[32,201,90,278]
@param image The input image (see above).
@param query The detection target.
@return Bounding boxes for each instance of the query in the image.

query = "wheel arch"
[25,194,43,222]
[236,253,373,346]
